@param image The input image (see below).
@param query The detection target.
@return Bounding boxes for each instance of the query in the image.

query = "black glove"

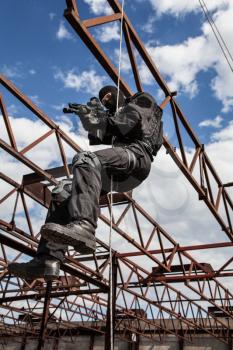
[67,103,91,115]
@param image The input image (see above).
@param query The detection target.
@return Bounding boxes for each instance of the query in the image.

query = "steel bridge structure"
[0,0,233,349]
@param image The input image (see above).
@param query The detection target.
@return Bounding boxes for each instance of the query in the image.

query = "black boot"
[8,255,60,281]
[40,221,96,254]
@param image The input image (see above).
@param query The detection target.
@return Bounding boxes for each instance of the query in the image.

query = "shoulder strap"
[126,92,156,109]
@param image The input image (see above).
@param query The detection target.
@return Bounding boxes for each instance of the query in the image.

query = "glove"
[68,103,91,116]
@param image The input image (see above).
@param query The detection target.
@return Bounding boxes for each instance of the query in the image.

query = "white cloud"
[139,3,233,109]
[96,22,120,43]
[1,65,22,79]
[202,5,233,112]
[54,69,106,95]
[29,95,43,106]
[0,114,75,222]
[114,49,131,73]
[29,69,36,75]
[1,109,233,295]
[196,118,232,187]
[7,104,19,115]
[199,115,223,128]
[144,35,215,97]
[0,111,106,226]
[148,0,230,17]
[211,119,233,142]
[132,122,233,274]
[83,0,113,15]
[52,103,66,111]
[56,21,73,40]
[142,16,156,34]
[49,12,56,20]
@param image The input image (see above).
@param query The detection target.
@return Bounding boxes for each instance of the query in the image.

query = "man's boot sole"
[8,263,60,281]
[41,223,96,254]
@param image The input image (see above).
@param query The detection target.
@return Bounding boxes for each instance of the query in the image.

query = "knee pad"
[51,179,72,203]
[72,151,101,171]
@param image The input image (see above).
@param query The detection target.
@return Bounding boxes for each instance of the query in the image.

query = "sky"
[1,0,233,317]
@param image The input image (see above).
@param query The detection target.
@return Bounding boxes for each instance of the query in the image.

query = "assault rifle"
[63,97,106,118]
[63,97,109,145]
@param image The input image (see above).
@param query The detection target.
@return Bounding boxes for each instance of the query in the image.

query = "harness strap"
[125,148,137,173]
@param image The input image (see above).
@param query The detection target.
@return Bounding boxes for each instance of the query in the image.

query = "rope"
[198,0,233,72]
[109,1,125,349]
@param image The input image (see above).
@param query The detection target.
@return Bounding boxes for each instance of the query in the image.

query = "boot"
[40,221,96,254]
[8,255,60,281]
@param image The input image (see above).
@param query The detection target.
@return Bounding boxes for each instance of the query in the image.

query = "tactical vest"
[126,92,163,156]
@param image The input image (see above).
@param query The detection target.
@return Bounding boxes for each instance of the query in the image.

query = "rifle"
[63,97,108,145]
[63,97,106,118]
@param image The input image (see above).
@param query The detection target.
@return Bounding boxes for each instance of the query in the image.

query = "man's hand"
[63,98,108,132]
[66,103,91,115]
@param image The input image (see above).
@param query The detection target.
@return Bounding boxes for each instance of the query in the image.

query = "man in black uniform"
[9,86,163,280]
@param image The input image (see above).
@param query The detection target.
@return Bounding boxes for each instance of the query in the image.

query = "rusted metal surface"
[37,281,52,350]
[0,0,233,346]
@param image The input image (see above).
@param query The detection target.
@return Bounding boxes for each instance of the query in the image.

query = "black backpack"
[127,92,163,156]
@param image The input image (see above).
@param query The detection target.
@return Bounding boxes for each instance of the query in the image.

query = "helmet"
[99,85,125,113]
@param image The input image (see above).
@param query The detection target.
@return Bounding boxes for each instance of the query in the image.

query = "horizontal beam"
[0,288,106,303]
[0,231,109,290]
[83,13,122,28]
[117,241,233,258]
[145,272,233,284]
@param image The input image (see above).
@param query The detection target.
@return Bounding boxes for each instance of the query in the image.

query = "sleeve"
[79,103,141,139]
[78,113,106,132]
[106,103,141,138]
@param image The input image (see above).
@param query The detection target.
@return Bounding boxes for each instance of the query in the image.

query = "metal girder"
[104,254,117,350]
[2,76,232,340]
[0,0,233,345]
[37,281,52,350]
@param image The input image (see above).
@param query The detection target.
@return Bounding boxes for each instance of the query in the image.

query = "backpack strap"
[126,92,156,109]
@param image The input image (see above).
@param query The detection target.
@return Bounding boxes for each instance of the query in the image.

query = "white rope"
[109,1,125,349]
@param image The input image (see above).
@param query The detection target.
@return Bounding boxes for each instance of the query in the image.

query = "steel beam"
[104,254,117,350]
[37,281,52,350]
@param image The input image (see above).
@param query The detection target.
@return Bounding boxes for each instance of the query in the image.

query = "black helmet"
[99,85,125,113]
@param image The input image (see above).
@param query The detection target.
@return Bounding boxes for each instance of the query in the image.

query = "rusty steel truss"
[0,0,233,349]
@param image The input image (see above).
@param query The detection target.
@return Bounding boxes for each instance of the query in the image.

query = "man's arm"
[80,103,141,139]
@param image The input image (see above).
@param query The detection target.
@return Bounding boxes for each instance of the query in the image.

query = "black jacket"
[80,92,163,156]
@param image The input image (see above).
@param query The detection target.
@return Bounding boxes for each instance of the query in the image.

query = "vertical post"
[89,334,95,350]
[20,335,27,350]
[129,334,139,350]
[179,337,184,350]
[37,281,52,350]
[134,334,140,350]
[104,253,117,350]
[53,338,59,350]
[228,335,232,350]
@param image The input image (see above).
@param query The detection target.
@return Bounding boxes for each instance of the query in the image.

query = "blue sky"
[0,1,233,262]
[1,0,232,145]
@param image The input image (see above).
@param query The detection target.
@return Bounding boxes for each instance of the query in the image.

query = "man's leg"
[39,147,137,252]
[8,193,69,280]
[40,151,102,254]
[8,151,101,279]
[8,145,150,279]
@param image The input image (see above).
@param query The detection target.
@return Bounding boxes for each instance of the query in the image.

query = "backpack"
[127,92,163,156]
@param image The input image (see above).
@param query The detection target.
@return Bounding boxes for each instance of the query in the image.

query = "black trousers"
[37,143,152,261]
